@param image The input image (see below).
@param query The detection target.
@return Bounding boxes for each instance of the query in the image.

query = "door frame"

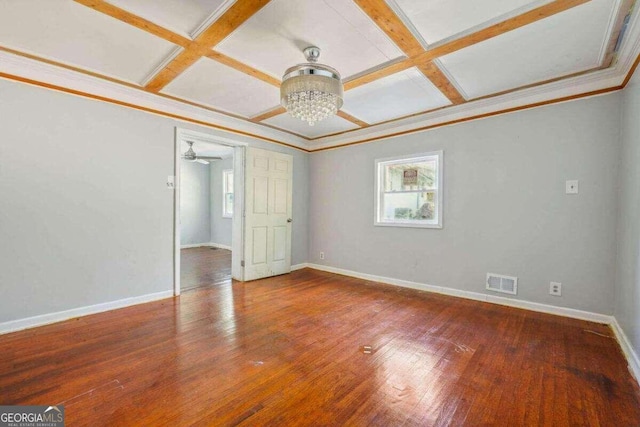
[173,127,247,296]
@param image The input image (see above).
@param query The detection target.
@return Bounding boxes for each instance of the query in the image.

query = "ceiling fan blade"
[195,159,209,164]
[197,156,223,160]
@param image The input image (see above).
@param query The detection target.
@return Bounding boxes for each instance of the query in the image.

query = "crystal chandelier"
[280,46,343,126]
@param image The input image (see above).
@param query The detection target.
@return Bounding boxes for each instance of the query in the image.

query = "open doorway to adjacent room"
[174,128,245,294]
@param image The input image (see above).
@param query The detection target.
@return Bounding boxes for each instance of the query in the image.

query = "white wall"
[616,70,640,358]
[180,161,211,246]
[210,157,233,247]
[309,93,621,315]
[0,78,309,324]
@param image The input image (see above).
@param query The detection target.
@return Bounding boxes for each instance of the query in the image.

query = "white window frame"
[222,169,233,218]
[374,151,443,229]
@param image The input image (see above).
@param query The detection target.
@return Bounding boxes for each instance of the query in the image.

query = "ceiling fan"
[182,141,222,164]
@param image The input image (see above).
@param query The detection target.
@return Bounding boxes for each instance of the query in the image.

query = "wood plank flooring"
[1,268,639,426]
[180,247,231,291]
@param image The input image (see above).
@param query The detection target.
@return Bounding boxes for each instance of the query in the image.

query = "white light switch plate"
[565,180,579,194]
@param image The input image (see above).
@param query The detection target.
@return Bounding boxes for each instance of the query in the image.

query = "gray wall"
[210,157,233,247]
[3,69,629,329]
[309,93,621,315]
[616,70,640,357]
[180,161,211,246]
[0,78,309,324]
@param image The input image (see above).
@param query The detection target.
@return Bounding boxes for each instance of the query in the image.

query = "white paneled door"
[243,147,293,281]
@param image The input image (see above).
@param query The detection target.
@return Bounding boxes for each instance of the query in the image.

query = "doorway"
[173,128,246,296]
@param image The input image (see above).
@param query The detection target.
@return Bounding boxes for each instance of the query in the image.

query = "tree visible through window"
[223,169,233,218]
[375,152,443,228]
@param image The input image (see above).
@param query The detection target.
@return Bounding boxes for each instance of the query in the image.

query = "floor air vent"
[486,273,518,295]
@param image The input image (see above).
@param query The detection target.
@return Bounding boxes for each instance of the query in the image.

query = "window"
[223,169,233,218]
[375,151,443,228]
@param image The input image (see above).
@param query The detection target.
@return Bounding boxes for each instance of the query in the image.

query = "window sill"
[374,221,442,229]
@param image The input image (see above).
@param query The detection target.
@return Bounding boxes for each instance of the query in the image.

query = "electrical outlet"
[550,282,562,296]
[319,252,325,260]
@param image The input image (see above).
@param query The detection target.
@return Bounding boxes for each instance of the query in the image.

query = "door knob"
[287,218,293,223]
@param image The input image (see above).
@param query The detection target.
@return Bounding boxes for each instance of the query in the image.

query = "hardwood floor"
[180,247,231,291]
[1,268,639,426]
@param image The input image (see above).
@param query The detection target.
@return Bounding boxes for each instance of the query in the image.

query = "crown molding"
[310,69,623,151]
[1,1,639,153]
[0,49,309,151]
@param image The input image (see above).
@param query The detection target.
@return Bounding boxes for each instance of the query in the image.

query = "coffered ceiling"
[0,0,638,151]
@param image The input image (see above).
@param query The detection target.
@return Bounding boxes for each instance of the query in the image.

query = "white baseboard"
[181,242,232,250]
[180,243,210,249]
[0,290,173,335]
[610,317,640,383]
[209,242,232,250]
[483,295,613,324]
[291,263,309,271]
[306,263,612,324]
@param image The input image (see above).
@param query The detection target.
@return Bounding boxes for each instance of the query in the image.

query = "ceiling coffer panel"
[215,0,405,81]
[342,67,452,124]
[0,0,179,85]
[161,57,280,118]
[388,0,553,47]
[106,0,237,39]
[437,0,620,99]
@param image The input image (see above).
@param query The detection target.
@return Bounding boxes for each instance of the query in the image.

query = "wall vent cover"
[486,273,518,295]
